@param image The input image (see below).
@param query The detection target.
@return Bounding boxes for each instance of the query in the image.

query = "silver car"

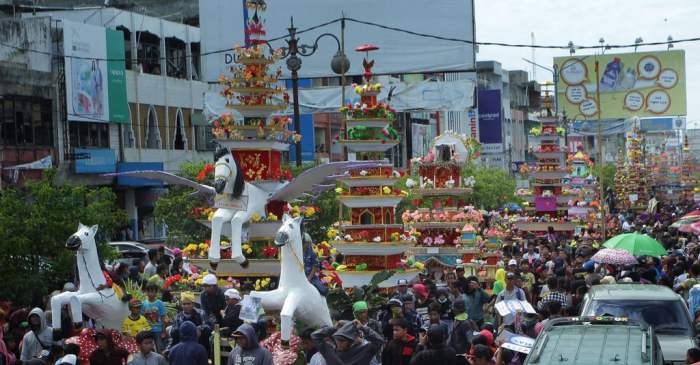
[580,284,696,365]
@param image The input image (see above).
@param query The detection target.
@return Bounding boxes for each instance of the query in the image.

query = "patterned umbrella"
[679,221,700,235]
[671,215,700,228]
[592,248,638,266]
[682,210,700,219]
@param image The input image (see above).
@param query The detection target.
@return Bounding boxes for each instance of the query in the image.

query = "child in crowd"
[142,284,167,352]
[122,299,151,338]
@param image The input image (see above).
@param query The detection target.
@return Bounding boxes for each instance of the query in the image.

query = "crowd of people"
[1,200,700,365]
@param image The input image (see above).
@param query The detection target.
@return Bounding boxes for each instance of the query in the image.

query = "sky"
[475,0,700,128]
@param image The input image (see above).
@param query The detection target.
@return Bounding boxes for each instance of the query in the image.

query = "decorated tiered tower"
[402,133,482,273]
[562,150,598,219]
[681,135,699,202]
[515,117,575,235]
[619,125,649,211]
[330,46,414,288]
[195,0,296,278]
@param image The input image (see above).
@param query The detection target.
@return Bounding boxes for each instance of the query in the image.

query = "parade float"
[402,133,485,274]
[562,150,598,219]
[514,116,576,235]
[617,124,650,211]
[680,135,698,203]
[328,45,420,289]
[650,151,682,203]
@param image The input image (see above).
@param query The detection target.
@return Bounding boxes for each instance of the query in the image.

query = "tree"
[0,169,127,306]
[462,163,518,210]
[592,163,616,192]
[154,161,212,246]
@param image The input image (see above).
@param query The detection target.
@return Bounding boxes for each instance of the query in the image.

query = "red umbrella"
[682,210,700,219]
[355,43,379,52]
[680,221,700,235]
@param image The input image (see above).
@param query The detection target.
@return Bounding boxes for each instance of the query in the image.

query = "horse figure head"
[275,214,303,254]
[213,144,244,197]
[66,223,99,252]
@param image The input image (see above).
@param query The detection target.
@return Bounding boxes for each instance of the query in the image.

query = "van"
[524,316,663,365]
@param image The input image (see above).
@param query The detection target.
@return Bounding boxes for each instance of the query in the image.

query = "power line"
[0,16,695,64]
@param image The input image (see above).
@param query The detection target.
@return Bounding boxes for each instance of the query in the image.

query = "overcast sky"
[475,0,700,128]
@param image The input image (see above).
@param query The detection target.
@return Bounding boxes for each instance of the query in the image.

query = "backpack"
[689,284,700,317]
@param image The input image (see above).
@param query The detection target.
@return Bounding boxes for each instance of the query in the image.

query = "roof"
[527,323,652,365]
[588,284,679,301]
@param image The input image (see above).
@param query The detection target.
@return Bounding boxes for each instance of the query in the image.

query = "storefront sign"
[73,148,116,174]
[478,89,503,154]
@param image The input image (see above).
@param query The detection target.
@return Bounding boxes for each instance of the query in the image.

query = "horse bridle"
[214,161,233,179]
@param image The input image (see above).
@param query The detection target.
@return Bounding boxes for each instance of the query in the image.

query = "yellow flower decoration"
[304,207,316,217]
[413,262,425,270]
[382,186,392,195]
[336,264,347,272]
[267,213,278,221]
[330,248,337,255]
[251,213,262,223]
[400,190,409,197]
[327,228,338,239]
[335,187,343,194]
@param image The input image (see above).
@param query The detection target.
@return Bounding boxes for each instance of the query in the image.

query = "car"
[108,241,174,268]
[580,284,695,365]
[524,316,663,365]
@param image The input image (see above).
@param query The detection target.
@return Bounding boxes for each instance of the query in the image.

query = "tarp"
[204,78,475,120]
[199,0,475,81]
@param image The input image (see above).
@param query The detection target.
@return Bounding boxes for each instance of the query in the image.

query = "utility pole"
[595,58,606,241]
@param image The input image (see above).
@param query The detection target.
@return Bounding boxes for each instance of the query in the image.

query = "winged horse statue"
[50,224,129,330]
[247,214,332,342]
[108,145,381,269]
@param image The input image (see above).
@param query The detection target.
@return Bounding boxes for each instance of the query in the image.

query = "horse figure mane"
[214,144,245,198]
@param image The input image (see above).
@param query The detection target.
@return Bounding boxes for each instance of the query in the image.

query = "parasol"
[592,248,638,266]
[679,221,700,235]
[681,210,700,219]
[670,215,700,229]
[602,233,667,257]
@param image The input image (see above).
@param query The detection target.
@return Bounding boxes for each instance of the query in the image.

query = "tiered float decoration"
[680,135,698,203]
[613,150,626,206]
[652,151,682,202]
[330,45,417,288]
[514,116,576,236]
[619,124,649,211]
[562,150,598,219]
[194,0,294,278]
[402,133,482,273]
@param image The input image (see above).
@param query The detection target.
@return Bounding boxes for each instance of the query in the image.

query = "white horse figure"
[248,214,332,341]
[107,151,382,269]
[209,145,268,268]
[50,224,128,330]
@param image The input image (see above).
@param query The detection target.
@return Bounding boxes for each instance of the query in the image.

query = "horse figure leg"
[230,211,251,268]
[50,292,81,329]
[280,292,300,344]
[210,208,234,270]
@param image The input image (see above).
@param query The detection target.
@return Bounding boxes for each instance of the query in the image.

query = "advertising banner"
[554,50,686,119]
[478,89,503,153]
[73,148,116,174]
[63,20,128,123]
[199,0,475,81]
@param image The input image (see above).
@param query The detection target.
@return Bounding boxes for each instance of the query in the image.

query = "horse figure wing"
[268,161,385,202]
[102,171,216,196]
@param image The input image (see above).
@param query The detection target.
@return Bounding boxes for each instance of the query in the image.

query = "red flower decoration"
[196,164,215,182]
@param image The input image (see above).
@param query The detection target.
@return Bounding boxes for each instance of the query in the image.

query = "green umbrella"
[602,233,667,257]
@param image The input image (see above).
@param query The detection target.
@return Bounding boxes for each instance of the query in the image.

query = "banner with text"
[478,89,503,153]
[63,20,128,123]
[554,50,686,119]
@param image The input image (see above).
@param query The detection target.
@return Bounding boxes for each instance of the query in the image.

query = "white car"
[108,241,174,268]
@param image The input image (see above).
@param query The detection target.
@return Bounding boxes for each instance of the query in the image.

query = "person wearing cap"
[168,291,211,356]
[409,324,456,365]
[495,272,526,303]
[506,259,518,271]
[122,298,151,338]
[221,288,243,336]
[311,319,385,365]
[462,276,490,328]
[199,273,226,325]
[353,301,383,339]
[227,323,273,365]
[392,279,412,299]
[381,298,416,340]
[448,300,478,355]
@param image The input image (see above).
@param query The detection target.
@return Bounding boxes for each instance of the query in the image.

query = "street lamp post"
[279,17,350,166]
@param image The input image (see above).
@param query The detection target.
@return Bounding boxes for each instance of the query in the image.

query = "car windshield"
[587,300,692,336]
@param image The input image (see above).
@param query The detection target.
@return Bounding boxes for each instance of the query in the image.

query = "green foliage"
[592,163,616,192]
[0,169,127,306]
[461,163,517,210]
[326,270,394,320]
[154,160,212,246]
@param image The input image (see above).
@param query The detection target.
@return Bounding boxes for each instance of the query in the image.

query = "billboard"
[478,89,503,153]
[554,50,686,119]
[199,0,475,81]
[63,20,128,123]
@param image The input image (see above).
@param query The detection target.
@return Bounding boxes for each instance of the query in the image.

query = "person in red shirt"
[382,318,418,365]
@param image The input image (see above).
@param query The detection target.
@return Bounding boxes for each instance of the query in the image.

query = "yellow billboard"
[554,50,686,119]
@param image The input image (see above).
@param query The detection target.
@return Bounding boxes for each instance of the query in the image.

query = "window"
[123,106,135,148]
[136,32,161,75]
[190,42,200,80]
[69,122,109,148]
[166,37,187,79]
[0,97,52,146]
[173,109,187,150]
[195,125,215,151]
[145,106,161,149]
[359,210,374,225]
[117,26,132,70]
